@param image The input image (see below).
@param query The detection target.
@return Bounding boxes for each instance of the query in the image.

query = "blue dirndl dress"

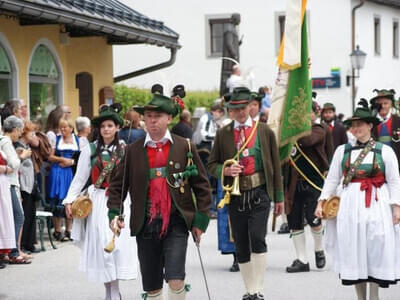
[217,179,236,254]
[48,134,80,211]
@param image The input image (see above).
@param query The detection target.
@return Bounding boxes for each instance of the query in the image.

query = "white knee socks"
[104,282,111,300]
[311,227,324,252]
[251,253,267,295]
[355,283,367,300]
[168,286,187,300]
[146,290,164,300]
[239,261,256,295]
[369,283,379,300]
[291,230,308,263]
[110,280,120,300]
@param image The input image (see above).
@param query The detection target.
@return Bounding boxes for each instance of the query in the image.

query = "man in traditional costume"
[208,87,284,300]
[316,105,400,300]
[285,102,332,273]
[370,89,400,168]
[321,102,348,150]
[108,94,211,300]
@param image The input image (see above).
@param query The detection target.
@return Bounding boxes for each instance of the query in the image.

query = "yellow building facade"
[0,0,179,123]
[0,15,113,121]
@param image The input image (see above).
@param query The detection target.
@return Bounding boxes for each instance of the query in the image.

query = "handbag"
[71,194,92,219]
[320,195,340,219]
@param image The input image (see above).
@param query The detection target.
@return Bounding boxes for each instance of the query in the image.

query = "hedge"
[113,84,220,115]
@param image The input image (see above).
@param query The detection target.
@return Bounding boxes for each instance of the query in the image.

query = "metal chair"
[35,194,57,251]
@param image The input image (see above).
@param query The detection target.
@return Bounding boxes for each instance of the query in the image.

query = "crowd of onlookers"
[0,99,146,268]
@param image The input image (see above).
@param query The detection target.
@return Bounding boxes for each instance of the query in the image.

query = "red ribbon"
[351,173,385,207]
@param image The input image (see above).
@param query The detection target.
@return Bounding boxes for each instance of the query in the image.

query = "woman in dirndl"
[63,106,137,300]
[315,106,400,300]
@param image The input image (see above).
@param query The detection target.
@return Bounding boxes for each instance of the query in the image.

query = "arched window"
[0,45,12,104]
[29,44,60,121]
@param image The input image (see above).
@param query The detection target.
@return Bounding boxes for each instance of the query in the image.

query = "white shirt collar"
[252,114,260,122]
[143,130,174,147]
[377,112,391,122]
[233,116,253,129]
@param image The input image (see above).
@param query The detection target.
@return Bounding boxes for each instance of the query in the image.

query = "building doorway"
[76,72,93,118]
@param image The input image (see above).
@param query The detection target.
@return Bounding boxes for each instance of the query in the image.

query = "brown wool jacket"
[107,134,212,236]
[284,123,332,214]
[207,121,284,203]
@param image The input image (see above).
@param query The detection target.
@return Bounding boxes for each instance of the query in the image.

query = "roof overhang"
[368,0,400,9]
[0,0,181,49]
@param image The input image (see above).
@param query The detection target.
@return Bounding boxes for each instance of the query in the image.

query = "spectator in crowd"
[0,100,22,126]
[119,109,146,144]
[0,142,16,269]
[48,118,80,241]
[260,86,271,113]
[171,109,193,139]
[16,121,40,254]
[226,64,244,93]
[75,116,91,149]
[337,113,344,123]
[16,99,27,120]
[63,106,137,299]
[0,116,30,264]
[45,108,65,148]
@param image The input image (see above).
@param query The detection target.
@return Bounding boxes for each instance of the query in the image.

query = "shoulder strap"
[343,139,376,186]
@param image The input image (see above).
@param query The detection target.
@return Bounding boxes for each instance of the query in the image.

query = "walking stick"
[104,118,133,253]
[192,234,212,300]
[272,213,277,232]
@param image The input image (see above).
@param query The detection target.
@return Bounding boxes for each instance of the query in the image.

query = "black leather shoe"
[278,223,290,234]
[0,262,6,269]
[242,293,252,300]
[255,293,265,300]
[229,261,239,272]
[286,259,310,273]
[315,250,326,269]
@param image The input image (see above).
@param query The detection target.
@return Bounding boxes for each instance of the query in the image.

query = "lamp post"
[347,45,367,113]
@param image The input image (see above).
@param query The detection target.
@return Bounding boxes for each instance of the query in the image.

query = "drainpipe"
[113,47,177,83]
[351,0,365,113]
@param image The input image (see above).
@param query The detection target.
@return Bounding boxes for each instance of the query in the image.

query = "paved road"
[1,218,399,300]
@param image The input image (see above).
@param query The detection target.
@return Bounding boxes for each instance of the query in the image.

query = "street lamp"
[347,45,367,113]
[350,45,367,70]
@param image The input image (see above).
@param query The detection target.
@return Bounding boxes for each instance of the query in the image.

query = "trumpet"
[218,159,241,209]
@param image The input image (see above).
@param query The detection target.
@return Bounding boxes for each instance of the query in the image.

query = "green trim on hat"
[225,87,251,108]
[370,89,396,106]
[134,93,180,117]
[321,102,336,112]
[250,92,262,103]
[92,107,124,128]
[343,107,380,126]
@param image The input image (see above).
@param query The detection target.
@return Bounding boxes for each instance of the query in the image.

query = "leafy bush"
[113,84,219,114]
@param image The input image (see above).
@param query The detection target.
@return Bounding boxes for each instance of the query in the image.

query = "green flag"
[279,13,312,161]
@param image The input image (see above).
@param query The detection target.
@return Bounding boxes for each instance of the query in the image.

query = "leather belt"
[239,171,265,191]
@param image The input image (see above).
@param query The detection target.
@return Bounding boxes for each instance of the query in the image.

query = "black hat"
[151,84,164,95]
[250,92,262,103]
[172,84,186,99]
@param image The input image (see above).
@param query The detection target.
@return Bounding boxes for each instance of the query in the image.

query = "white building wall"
[115,0,400,118]
[355,1,400,107]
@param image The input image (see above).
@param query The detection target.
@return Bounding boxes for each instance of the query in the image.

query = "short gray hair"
[75,116,91,132]
[3,115,23,133]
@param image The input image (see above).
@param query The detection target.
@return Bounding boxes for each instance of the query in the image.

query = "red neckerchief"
[146,141,171,236]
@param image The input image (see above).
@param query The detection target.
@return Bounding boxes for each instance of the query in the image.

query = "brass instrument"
[217,120,260,210]
[218,159,241,209]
